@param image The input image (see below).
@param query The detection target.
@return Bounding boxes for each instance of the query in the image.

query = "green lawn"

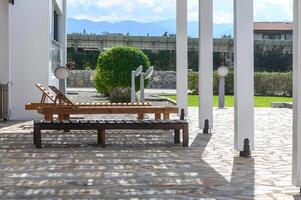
[167,95,292,107]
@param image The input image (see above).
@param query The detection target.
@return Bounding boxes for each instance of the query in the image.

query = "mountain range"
[67,18,233,38]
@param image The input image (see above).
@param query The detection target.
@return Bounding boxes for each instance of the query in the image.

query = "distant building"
[254,22,293,40]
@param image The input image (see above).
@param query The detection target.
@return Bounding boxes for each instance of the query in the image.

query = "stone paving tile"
[0,108,300,199]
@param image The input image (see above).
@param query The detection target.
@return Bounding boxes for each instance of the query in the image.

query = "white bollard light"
[140,66,154,103]
[217,66,229,109]
[54,66,70,94]
[131,65,143,103]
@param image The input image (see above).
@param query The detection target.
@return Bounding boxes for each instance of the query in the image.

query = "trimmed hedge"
[189,72,292,97]
[94,46,150,94]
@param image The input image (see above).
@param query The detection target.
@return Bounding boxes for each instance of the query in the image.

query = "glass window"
[263,34,272,40]
[286,34,292,40]
[273,34,281,40]
[54,11,59,42]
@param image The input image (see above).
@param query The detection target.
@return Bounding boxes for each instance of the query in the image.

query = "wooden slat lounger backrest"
[48,86,78,109]
[35,83,56,103]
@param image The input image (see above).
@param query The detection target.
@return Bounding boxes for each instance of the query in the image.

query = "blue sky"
[67,0,293,24]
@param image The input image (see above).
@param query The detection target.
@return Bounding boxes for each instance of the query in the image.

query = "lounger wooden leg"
[33,126,38,145]
[58,114,65,120]
[138,113,144,119]
[60,114,70,132]
[183,125,189,147]
[155,113,161,120]
[35,126,42,148]
[174,129,180,144]
[98,129,102,144]
[98,129,106,147]
[101,129,106,148]
[163,113,170,120]
[44,113,53,121]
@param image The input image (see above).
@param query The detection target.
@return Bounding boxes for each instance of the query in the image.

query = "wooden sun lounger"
[26,102,152,110]
[35,83,56,103]
[33,118,189,148]
[37,106,178,121]
[26,84,151,110]
[26,84,177,120]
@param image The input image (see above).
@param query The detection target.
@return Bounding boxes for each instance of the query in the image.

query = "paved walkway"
[0,108,300,199]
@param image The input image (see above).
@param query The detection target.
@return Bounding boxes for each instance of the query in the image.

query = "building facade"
[0,0,67,120]
[254,22,293,40]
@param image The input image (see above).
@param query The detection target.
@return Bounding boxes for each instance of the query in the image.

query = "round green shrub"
[109,87,132,103]
[94,46,150,94]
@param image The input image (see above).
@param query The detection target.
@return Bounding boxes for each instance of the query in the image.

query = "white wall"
[9,0,58,120]
[0,0,9,84]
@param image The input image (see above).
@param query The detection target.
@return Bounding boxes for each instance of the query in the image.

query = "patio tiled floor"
[0,108,300,199]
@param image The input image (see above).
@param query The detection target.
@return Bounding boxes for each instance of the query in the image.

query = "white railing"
[52,40,64,72]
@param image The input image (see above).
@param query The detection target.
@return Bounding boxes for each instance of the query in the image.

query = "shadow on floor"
[191,132,255,199]
[0,120,27,129]
[230,156,255,199]
[0,128,255,199]
[294,189,301,200]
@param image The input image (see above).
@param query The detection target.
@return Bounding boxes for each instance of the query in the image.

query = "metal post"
[0,84,9,121]
[140,73,145,103]
[1,85,3,120]
[203,119,210,134]
[131,71,136,103]
[218,76,225,109]
[59,79,66,95]
[240,138,251,158]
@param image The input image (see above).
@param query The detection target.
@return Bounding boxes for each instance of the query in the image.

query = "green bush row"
[189,71,292,97]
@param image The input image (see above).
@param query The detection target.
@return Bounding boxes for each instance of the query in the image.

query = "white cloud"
[214,11,233,24]
[68,0,176,22]
[254,0,293,21]
[67,0,293,23]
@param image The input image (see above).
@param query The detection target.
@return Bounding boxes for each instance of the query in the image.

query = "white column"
[293,0,301,187]
[176,0,188,115]
[199,0,213,129]
[234,0,254,151]
[0,0,10,84]
[59,0,67,94]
